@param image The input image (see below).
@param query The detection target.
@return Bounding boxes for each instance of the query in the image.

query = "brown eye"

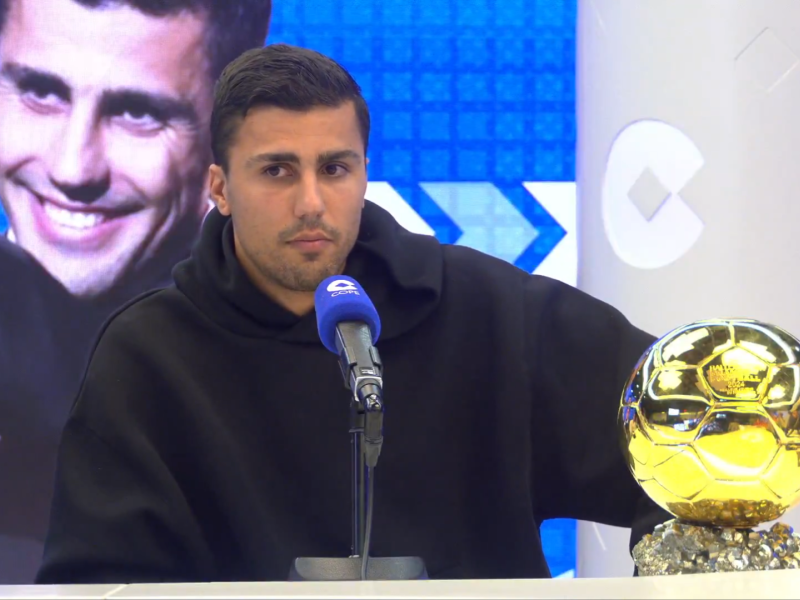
[21,89,66,114]
[263,165,287,177]
[323,164,346,176]
[115,110,163,134]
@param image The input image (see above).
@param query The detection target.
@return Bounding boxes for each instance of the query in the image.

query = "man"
[0,0,271,583]
[37,44,669,583]
[0,0,272,310]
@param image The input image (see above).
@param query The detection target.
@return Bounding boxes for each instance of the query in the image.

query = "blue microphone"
[315,276,381,354]
[315,275,384,468]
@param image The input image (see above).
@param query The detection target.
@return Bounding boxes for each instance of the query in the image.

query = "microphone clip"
[346,360,384,469]
[359,387,383,469]
[334,321,384,468]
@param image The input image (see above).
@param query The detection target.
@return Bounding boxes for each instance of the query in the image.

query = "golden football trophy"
[619,318,800,575]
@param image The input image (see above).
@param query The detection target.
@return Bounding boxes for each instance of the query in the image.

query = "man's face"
[211,102,367,300]
[0,0,213,298]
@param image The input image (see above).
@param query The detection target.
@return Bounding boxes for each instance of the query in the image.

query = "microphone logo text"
[326,279,360,297]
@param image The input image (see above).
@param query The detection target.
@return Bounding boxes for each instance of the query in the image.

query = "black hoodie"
[0,219,199,584]
[36,201,669,584]
[0,239,90,583]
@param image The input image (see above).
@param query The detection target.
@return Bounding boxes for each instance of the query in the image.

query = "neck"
[234,248,338,318]
[259,284,317,317]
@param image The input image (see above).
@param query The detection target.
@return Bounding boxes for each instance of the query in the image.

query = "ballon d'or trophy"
[619,319,800,575]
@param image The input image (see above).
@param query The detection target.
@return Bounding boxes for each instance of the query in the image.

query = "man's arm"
[523,276,671,553]
[35,310,216,584]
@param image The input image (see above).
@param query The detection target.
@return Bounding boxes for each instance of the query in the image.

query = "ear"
[208,164,231,216]
[363,157,370,208]
[198,166,213,218]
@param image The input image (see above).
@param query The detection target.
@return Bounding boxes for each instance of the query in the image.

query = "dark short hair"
[0,0,272,80]
[211,43,371,171]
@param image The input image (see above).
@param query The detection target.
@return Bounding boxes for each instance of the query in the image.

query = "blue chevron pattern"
[500,184,567,272]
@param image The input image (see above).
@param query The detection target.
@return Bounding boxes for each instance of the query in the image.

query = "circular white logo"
[602,120,705,269]
[327,280,357,293]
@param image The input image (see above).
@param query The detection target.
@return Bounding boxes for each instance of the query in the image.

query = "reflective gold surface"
[620,319,800,528]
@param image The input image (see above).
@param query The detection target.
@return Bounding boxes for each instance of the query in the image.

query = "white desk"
[1,570,798,599]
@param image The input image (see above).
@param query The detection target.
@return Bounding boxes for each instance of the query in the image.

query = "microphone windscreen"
[315,276,381,353]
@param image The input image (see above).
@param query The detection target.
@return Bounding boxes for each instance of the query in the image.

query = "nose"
[293,172,326,220]
[47,106,111,203]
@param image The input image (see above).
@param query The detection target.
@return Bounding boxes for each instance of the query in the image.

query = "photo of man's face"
[0,0,214,298]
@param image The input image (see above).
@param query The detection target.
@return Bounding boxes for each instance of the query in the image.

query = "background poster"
[0,0,578,581]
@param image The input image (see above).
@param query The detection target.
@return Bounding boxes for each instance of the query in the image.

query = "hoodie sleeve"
[35,311,216,585]
[524,276,672,557]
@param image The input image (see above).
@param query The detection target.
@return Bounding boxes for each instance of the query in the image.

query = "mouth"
[41,199,109,230]
[36,190,138,225]
[286,232,334,253]
[288,239,333,252]
[24,187,137,247]
[288,231,333,243]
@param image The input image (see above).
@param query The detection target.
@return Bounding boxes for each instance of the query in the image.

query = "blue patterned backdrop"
[268,0,578,577]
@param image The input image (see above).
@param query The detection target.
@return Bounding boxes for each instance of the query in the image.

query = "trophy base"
[633,519,800,575]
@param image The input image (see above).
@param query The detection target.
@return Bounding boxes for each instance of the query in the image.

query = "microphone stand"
[288,323,428,581]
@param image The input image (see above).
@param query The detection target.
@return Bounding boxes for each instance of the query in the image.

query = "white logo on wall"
[602,120,705,269]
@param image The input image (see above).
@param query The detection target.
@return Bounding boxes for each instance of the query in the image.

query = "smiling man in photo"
[0,0,271,310]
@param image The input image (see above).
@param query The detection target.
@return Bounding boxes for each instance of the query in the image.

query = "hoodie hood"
[173,200,443,344]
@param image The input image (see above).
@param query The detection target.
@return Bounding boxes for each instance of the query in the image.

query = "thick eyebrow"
[246,149,363,169]
[0,61,197,124]
[246,152,301,168]
[318,149,363,164]
[0,62,71,101]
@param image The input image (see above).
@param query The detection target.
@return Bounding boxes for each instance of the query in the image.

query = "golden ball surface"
[619,319,800,527]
